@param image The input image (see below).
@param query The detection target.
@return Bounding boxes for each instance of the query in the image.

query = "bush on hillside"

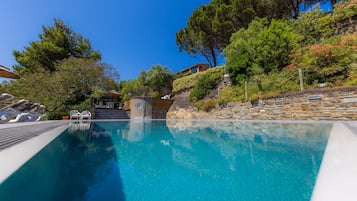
[217,71,301,103]
[288,33,357,85]
[173,67,224,93]
[189,70,223,102]
[333,0,357,22]
[196,99,219,112]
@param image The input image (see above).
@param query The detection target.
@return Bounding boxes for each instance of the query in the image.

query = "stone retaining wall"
[152,98,174,119]
[167,87,357,120]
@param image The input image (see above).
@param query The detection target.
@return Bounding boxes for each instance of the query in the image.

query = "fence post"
[245,80,248,102]
[299,68,304,91]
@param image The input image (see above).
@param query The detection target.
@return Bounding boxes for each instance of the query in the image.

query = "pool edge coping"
[311,122,357,201]
[0,124,69,184]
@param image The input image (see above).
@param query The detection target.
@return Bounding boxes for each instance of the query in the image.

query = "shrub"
[289,33,357,85]
[333,0,357,22]
[219,86,244,103]
[189,68,223,102]
[173,67,224,93]
[150,91,160,98]
[344,64,357,86]
[197,99,219,112]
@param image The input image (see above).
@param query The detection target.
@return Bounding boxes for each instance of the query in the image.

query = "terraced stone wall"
[167,87,357,120]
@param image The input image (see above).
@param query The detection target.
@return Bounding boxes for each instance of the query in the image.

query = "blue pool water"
[0,120,332,201]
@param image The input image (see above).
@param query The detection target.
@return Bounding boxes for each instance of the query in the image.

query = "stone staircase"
[94,109,129,119]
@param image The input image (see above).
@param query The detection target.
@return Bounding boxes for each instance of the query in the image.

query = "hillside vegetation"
[173,1,357,111]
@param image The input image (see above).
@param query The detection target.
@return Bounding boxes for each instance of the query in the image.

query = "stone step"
[94,109,129,119]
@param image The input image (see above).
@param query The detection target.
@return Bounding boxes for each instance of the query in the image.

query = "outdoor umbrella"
[0,65,20,79]
[104,90,121,97]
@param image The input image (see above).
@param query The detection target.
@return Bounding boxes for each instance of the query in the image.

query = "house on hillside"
[176,63,209,76]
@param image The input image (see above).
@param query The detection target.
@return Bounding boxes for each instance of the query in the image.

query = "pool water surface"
[0,120,332,201]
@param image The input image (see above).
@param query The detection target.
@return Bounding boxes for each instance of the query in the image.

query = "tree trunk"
[210,47,217,67]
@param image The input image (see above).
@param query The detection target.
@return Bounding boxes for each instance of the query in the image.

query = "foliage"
[288,33,357,84]
[226,18,267,84]
[189,75,213,102]
[196,99,219,112]
[224,18,298,83]
[223,18,268,84]
[293,0,357,48]
[119,79,145,101]
[332,0,357,22]
[293,5,334,47]
[255,19,299,73]
[189,68,223,102]
[13,19,101,74]
[120,65,173,101]
[144,65,173,94]
[176,3,221,67]
[172,67,223,93]
[176,0,306,67]
[217,71,301,102]
[219,86,245,102]
[251,72,301,94]
[2,58,118,119]
[344,63,357,86]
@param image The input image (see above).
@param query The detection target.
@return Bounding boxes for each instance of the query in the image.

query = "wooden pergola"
[94,90,122,109]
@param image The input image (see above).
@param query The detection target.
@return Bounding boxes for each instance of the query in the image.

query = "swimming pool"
[0,120,332,201]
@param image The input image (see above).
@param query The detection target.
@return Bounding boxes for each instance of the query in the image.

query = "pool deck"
[0,120,356,201]
[311,121,357,201]
[0,121,69,183]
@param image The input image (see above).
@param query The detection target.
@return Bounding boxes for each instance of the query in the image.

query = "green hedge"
[173,66,224,93]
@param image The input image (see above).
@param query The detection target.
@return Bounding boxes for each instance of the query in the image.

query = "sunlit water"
[0,120,332,201]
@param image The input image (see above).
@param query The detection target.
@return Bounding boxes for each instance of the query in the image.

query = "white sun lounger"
[80,110,91,120]
[69,110,81,120]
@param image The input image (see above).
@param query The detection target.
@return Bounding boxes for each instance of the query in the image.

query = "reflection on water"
[68,120,91,132]
[0,120,332,201]
[90,120,331,201]
[0,121,125,201]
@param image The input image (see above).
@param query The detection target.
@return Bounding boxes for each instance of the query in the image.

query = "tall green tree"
[2,58,118,119]
[144,65,173,95]
[120,65,173,100]
[176,3,219,67]
[293,5,333,47]
[224,18,298,83]
[223,18,268,84]
[176,0,317,67]
[255,19,298,73]
[13,19,101,74]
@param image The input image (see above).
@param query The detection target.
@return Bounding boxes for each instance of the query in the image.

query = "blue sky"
[0,0,333,81]
[0,0,211,80]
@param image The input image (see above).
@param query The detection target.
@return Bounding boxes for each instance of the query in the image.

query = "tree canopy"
[2,57,118,119]
[13,19,101,74]
[120,65,173,101]
[176,0,342,67]
[224,18,298,84]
